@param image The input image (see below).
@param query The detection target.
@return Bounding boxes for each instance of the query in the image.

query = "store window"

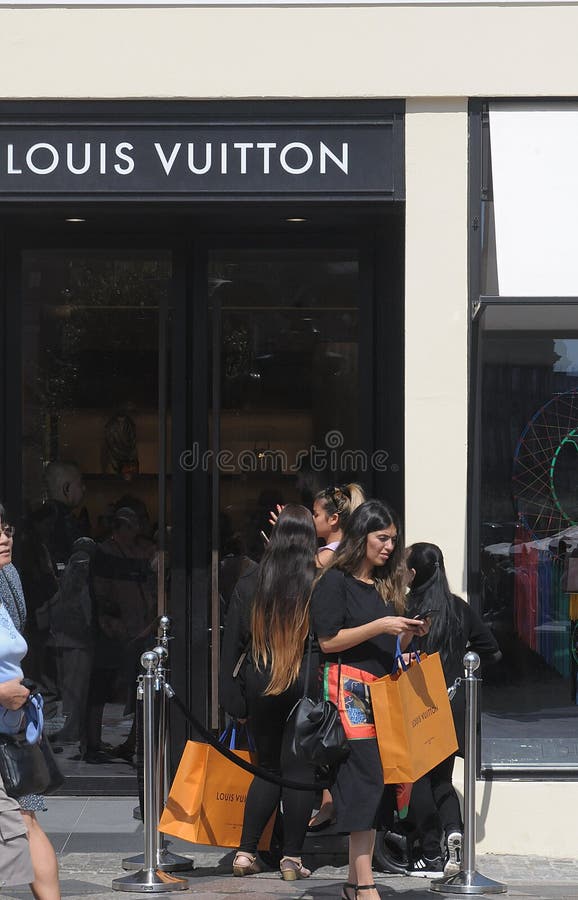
[478,305,578,771]
[206,245,365,722]
[19,248,172,783]
[209,246,361,565]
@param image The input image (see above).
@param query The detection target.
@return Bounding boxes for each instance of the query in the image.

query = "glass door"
[17,246,173,792]
[207,244,368,726]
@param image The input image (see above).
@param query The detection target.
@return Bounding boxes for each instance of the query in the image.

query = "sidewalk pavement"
[2,798,577,900]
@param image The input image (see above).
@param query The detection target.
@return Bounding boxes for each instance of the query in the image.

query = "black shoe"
[109,743,136,765]
[408,855,445,878]
[83,750,114,765]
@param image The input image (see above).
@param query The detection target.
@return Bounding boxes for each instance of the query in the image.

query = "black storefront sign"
[0,121,402,198]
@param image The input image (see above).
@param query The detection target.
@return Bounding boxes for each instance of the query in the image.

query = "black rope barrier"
[169,691,330,791]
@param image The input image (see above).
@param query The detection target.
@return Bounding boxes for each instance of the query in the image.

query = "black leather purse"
[0,731,65,799]
[289,634,350,768]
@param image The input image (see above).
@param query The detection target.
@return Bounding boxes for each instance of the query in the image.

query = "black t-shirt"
[219,563,259,719]
[310,568,398,678]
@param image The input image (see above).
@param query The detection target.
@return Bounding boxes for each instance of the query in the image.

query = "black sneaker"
[444,831,463,875]
[408,855,445,878]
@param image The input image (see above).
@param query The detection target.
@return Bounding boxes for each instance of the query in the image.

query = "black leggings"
[409,754,463,859]
[238,664,316,858]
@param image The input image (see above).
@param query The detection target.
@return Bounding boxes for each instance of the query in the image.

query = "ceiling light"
[286,217,307,223]
[65,217,86,223]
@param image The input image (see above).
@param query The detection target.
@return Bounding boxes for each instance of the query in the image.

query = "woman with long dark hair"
[311,499,427,900]
[308,483,366,830]
[405,542,501,878]
[227,504,318,881]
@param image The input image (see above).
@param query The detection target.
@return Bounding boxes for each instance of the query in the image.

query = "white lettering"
[279,142,313,175]
[26,143,59,176]
[154,142,181,176]
[100,143,107,175]
[187,142,212,175]
[7,145,22,175]
[233,142,253,175]
[66,142,91,175]
[114,142,135,175]
[256,142,276,174]
[221,142,227,174]
[320,141,348,175]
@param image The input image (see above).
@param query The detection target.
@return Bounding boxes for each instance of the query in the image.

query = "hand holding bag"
[369,637,458,783]
[0,693,64,798]
[288,634,350,768]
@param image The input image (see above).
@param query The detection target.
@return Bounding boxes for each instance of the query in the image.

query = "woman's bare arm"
[319,616,424,654]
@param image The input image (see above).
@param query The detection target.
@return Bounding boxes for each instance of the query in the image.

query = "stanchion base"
[112,868,189,892]
[122,849,193,872]
[430,870,507,894]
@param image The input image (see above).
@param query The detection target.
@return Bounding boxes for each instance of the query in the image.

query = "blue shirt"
[0,600,27,733]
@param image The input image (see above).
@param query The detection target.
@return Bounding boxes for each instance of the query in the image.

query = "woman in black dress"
[310,499,428,900]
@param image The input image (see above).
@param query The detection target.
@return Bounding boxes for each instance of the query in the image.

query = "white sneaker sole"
[445,831,463,875]
[409,870,445,879]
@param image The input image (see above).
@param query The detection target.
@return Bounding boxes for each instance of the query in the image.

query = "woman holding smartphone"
[310,499,427,900]
[405,542,501,878]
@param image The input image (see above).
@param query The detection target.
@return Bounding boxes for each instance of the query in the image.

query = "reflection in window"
[480,311,578,769]
[209,248,361,568]
[20,250,171,783]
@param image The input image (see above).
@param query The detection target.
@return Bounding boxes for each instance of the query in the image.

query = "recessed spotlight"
[286,217,307,223]
[65,217,86,223]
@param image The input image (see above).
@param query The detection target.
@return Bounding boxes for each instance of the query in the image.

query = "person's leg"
[430,754,463,873]
[20,811,60,900]
[432,754,463,837]
[308,788,335,829]
[237,671,282,861]
[408,771,443,860]
[348,829,379,899]
[237,778,280,856]
[276,724,316,879]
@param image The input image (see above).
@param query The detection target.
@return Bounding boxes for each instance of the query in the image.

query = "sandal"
[355,886,379,898]
[342,882,356,900]
[232,852,261,876]
[308,803,337,832]
[279,856,311,881]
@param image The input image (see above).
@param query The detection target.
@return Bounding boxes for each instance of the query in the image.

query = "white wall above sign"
[0,0,572,6]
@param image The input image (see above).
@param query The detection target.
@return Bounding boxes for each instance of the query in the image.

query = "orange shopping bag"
[369,643,458,784]
[159,736,275,849]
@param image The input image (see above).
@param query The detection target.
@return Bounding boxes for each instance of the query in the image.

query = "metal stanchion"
[113,650,188,893]
[431,651,506,895]
[122,618,192,874]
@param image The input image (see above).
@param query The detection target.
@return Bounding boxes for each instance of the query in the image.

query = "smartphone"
[412,609,437,620]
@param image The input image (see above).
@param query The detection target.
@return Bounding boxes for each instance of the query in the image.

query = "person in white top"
[312,484,366,568]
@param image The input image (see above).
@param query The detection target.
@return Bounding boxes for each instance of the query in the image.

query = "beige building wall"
[1,3,578,99]
[404,99,469,595]
[0,0,575,862]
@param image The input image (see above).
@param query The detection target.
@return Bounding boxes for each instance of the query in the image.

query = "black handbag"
[0,730,65,799]
[288,634,350,768]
